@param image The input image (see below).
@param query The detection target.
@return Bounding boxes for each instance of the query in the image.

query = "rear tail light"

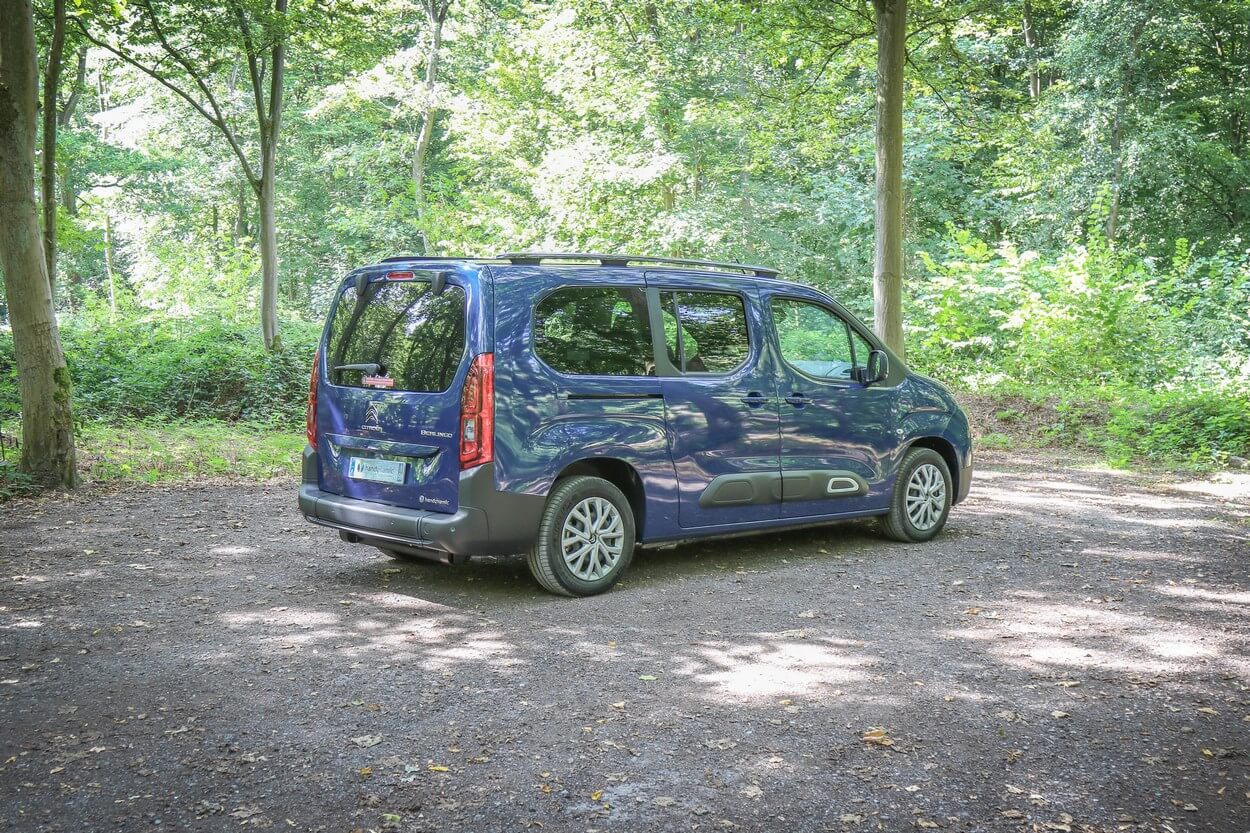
[460,353,494,469]
[306,350,319,447]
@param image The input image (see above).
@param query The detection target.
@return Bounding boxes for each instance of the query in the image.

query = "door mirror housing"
[856,349,889,385]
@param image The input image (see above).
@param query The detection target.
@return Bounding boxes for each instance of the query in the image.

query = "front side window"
[661,291,751,373]
[327,279,466,392]
[770,297,856,381]
[534,286,653,376]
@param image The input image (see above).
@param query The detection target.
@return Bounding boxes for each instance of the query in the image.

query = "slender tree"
[872,0,907,358]
[411,0,451,255]
[76,0,290,349]
[40,0,67,289]
[0,0,78,488]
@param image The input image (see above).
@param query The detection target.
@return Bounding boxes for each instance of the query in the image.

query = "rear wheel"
[527,476,635,597]
[880,448,952,543]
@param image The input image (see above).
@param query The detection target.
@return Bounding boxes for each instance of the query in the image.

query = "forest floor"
[1,451,1248,833]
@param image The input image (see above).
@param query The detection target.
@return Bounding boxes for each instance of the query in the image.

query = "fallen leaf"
[703,738,737,750]
[653,796,676,807]
[610,702,626,710]
[1196,707,1219,716]
[862,727,895,747]
[1001,809,1024,819]
[1051,710,1069,719]
[427,764,450,772]
[638,674,657,681]
[350,735,382,748]
[740,784,763,799]
[590,790,603,801]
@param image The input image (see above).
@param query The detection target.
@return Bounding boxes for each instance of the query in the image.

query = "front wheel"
[880,448,952,543]
[527,476,635,597]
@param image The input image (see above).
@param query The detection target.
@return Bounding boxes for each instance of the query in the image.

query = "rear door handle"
[784,392,810,408]
[739,391,770,408]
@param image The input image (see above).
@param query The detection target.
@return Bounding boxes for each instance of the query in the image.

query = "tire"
[526,476,636,597]
[880,448,953,543]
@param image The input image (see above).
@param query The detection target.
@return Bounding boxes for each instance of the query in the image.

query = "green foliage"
[970,383,1250,467]
[0,315,319,426]
[909,227,1250,390]
[76,420,304,483]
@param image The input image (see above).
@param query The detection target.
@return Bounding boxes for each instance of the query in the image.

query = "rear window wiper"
[333,362,385,375]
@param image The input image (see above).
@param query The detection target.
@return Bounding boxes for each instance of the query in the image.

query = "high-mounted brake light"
[306,350,320,447]
[385,270,416,281]
[459,353,494,469]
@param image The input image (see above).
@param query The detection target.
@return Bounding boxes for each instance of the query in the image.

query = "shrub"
[0,316,321,428]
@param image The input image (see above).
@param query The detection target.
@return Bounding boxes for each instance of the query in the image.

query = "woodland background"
[1,0,1248,490]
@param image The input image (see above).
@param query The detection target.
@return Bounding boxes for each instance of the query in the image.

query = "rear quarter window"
[326,279,466,393]
[533,286,653,376]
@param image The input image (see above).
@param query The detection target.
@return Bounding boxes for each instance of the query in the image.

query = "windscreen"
[326,279,466,393]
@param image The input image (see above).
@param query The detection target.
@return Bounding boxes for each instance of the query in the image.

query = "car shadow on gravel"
[326,517,892,610]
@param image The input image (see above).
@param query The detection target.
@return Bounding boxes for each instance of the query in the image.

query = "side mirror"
[864,349,889,385]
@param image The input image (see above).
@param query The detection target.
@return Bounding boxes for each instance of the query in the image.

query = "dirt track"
[2,451,1248,832]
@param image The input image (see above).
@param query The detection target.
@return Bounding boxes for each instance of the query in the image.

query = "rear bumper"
[299,446,544,559]
[299,484,491,560]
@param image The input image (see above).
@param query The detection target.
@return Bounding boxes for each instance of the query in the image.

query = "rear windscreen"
[326,279,466,393]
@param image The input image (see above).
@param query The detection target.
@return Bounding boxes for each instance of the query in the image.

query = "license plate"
[346,456,406,485]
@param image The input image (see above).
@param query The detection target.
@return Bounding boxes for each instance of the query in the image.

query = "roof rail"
[379,255,491,264]
[495,251,779,278]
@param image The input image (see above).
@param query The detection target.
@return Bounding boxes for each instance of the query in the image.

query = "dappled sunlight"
[671,635,878,702]
[1077,545,1206,564]
[945,598,1248,681]
[1174,471,1250,501]
[1154,584,1250,606]
[208,545,256,556]
[973,479,1237,537]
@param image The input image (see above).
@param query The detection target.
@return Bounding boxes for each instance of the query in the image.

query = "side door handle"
[784,392,810,408]
[739,391,770,408]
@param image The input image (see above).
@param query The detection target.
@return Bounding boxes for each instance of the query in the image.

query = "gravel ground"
[1,451,1248,833]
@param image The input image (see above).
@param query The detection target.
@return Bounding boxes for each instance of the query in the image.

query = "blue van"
[300,253,972,596]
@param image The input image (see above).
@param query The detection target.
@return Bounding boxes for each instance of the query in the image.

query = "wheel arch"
[554,457,646,537]
[905,436,962,502]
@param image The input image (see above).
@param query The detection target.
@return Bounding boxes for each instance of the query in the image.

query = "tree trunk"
[234,182,249,241]
[256,0,287,351]
[103,210,117,323]
[57,49,86,128]
[1106,17,1149,245]
[872,0,907,359]
[412,0,448,256]
[40,0,66,292]
[0,0,78,489]
[257,167,280,350]
[1022,0,1041,100]
[1105,103,1125,243]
